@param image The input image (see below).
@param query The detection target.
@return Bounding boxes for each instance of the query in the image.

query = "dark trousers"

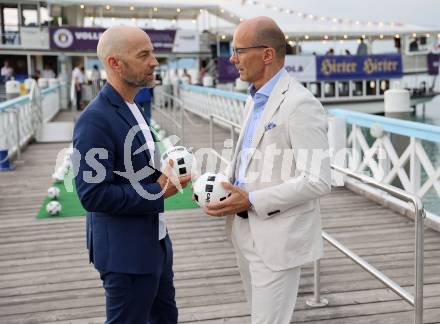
[99,235,177,324]
[76,89,82,111]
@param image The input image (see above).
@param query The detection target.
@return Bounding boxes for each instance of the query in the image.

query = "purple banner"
[49,27,176,52]
[217,57,239,84]
[428,54,439,75]
[316,54,403,80]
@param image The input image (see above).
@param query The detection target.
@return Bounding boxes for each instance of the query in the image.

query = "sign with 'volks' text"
[49,27,178,53]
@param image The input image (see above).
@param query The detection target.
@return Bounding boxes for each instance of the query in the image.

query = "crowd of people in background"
[324,37,369,56]
[1,60,58,83]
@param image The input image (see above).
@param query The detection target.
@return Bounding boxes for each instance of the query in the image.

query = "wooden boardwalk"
[0,111,440,323]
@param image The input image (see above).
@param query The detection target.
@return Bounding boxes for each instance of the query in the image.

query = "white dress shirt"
[126,101,167,240]
[72,67,85,84]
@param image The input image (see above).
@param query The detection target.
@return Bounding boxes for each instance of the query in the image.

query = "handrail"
[155,86,184,106]
[0,85,59,113]
[329,108,440,142]
[179,83,248,101]
[179,83,440,143]
[0,84,60,161]
[328,165,425,324]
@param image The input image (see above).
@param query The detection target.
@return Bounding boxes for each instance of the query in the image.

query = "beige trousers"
[232,216,301,324]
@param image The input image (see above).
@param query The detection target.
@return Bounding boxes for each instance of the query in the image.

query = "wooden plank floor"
[0,111,440,323]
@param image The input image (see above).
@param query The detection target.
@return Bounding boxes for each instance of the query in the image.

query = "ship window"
[21,4,38,27]
[352,81,363,96]
[309,82,321,97]
[366,80,377,95]
[379,80,389,95]
[2,6,19,45]
[39,4,53,26]
[324,82,336,97]
[338,81,349,97]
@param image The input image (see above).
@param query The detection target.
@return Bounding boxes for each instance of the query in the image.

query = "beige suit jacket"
[226,72,331,271]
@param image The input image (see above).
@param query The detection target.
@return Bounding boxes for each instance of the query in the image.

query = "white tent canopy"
[44,0,440,39]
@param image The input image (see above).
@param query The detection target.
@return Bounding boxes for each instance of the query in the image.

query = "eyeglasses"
[231,45,269,57]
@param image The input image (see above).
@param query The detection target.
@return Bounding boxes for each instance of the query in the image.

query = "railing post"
[377,135,390,182]
[11,109,21,160]
[410,137,421,195]
[350,125,361,170]
[306,259,329,307]
[209,114,214,149]
[327,117,347,186]
[414,206,425,324]
[230,125,235,153]
[180,102,184,143]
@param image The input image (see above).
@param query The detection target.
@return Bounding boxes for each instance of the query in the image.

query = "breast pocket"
[262,123,286,140]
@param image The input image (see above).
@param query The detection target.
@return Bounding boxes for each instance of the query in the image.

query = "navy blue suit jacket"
[73,83,164,274]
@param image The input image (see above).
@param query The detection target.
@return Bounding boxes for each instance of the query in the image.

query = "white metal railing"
[330,109,440,216]
[178,83,246,125]
[316,165,425,324]
[152,85,184,141]
[0,84,60,161]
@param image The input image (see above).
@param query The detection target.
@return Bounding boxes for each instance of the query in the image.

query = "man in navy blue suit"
[73,25,191,324]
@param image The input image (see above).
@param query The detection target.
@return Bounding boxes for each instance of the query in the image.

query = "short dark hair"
[252,22,286,59]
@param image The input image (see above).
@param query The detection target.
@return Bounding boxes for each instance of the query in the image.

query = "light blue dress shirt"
[235,68,286,205]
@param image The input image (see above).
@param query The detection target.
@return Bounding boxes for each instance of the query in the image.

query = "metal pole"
[230,125,235,153]
[331,165,425,323]
[323,231,415,304]
[180,103,184,143]
[414,206,425,324]
[306,259,329,307]
[14,110,20,159]
[26,54,32,77]
[209,114,214,149]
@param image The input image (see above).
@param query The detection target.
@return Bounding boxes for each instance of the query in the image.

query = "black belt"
[236,210,248,219]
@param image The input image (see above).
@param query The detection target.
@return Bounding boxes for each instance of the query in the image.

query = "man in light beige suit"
[205,17,331,324]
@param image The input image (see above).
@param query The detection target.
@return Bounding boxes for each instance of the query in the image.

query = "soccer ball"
[161,146,195,177]
[47,186,60,200]
[193,173,231,207]
[46,201,62,216]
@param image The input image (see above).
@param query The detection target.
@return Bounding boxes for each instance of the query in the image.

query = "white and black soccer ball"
[46,201,62,216]
[47,186,60,200]
[193,173,231,208]
[161,146,194,177]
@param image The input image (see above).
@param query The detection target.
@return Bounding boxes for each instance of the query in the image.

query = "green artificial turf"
[37,124,198,219]
[37,148,198,219]
[37,177,86,219]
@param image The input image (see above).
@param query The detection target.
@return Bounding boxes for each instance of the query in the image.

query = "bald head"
[236,17,286,59]
[96,25,158,91]
[97,25,151,68]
